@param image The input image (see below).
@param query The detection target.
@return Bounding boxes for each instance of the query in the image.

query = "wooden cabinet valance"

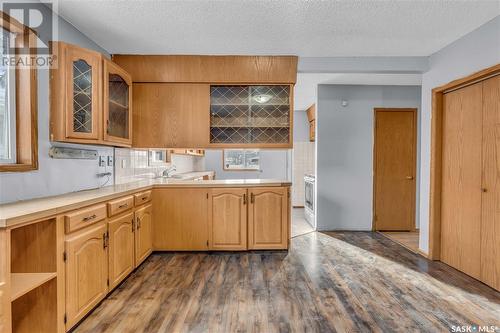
[112,55,298,84]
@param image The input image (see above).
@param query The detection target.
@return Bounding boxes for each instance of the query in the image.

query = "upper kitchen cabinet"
[103,59,132,146]
[113,55,298,149]
[50,42,132,147]
[133,83,210,148]
[210,85,292,147]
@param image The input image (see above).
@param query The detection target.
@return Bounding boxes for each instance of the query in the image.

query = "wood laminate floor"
[379,231,420,253]
[74,232,500,333]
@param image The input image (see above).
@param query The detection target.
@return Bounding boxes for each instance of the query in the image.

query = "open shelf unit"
[9,218,60,333]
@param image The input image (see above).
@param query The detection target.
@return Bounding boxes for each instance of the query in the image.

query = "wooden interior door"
[480,75,500,290]
[373,109,417,231]
[134,204,152,267]
[209,188,247,250]
[248,187,288,250]
[108,212,135,289]
[65,223,108,328]
[440,82,483,280]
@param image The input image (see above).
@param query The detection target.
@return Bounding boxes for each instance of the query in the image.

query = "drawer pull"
[141,197,147,201]
[118,203,128,209]
[82,214,97,222]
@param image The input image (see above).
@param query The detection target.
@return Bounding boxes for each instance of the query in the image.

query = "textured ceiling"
[56,0,500,56]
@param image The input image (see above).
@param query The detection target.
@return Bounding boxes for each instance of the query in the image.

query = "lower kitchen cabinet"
[152,189,209,250]
[65,222,108,328]
[134,204,153,266]
[248,187,289,250]
[209,188,247,250]
[108,212,135,289]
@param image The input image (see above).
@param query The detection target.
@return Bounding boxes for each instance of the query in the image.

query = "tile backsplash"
[114,148,205,185]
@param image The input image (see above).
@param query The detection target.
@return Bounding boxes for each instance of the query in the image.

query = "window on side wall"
[0,12,38,172]
[0,28,16,164]
[223,149,260,171]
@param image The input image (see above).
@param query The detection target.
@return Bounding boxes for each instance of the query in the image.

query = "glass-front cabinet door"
[210,85,292,147]
[103,60,132,146]
[65,45,102,140]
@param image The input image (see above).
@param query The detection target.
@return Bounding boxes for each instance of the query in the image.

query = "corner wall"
[0,6,113,204]
[317,85,421,231]
[418,16,500,253]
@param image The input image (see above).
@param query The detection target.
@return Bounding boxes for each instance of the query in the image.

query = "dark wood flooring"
[73,232,500,333]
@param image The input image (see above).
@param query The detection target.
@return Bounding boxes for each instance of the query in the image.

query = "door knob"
[405,176,414,180]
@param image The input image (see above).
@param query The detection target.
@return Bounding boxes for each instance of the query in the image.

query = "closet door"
[480,75,500,291]
[440,82,483,280]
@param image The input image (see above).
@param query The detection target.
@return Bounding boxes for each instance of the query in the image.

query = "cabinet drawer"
[134,191,152,206]
[107,196,134,217]
[65,204,107,234]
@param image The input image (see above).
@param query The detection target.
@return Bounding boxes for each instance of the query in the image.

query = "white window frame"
[223,149,260,171]
[0,30,17,165]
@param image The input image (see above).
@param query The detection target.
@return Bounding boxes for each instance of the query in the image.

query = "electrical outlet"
[99,156,106,167]
[107,156,114,166]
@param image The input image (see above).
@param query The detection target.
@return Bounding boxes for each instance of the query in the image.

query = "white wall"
[0,6,113,204]
[204,149,290,180]
[316,85,422,231]
[418,16,500,253]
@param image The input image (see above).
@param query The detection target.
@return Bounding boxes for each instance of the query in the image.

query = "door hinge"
[64,313,67,324]
[107,278,109,287]
[63,251,67,262]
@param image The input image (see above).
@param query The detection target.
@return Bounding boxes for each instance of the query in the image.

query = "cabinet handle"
[243,194,247,205]
[250,193,255,204]
[131,218,135,232]
[137,217,141,229]
[118,203,128,209]
[103,233,107,249]
[83,214,97,222]
[481,188,488,193]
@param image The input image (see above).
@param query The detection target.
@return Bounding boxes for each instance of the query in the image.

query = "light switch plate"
[98,156,106,167]
[107,156,114,166]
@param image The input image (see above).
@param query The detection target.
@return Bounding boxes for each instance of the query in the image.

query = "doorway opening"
[372,108,418,252]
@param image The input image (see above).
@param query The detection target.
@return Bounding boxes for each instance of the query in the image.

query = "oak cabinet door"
[209,188,247,250]
[248,187,288,250]
[65,223,108,328]
[132,83,210,148]
[134,204,152,266]
[104,59,132,146]
[152,189,209,251]
[108,212,135,289]
[65,44,102,140]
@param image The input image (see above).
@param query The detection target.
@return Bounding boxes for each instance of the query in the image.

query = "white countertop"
[0,178,291,228]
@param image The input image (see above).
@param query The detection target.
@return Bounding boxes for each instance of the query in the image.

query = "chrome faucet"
[162,165,177,177]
